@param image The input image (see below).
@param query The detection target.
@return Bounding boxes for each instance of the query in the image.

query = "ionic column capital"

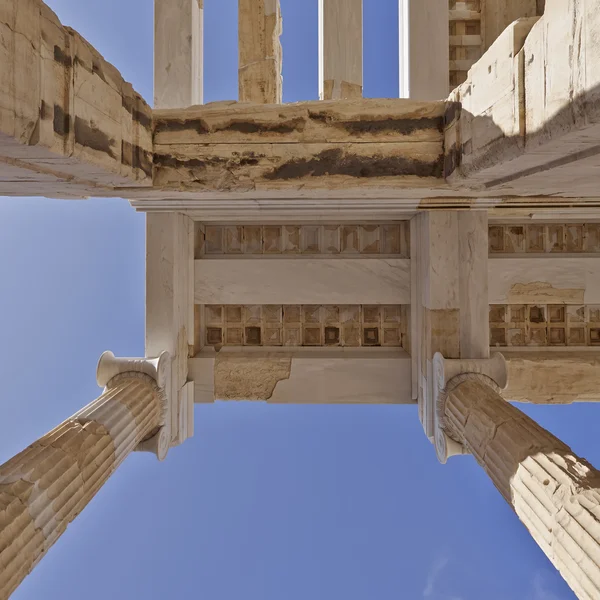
[431,352,508,464]
[96,351,172,461]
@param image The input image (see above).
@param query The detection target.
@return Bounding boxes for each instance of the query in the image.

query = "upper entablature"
[4,0,600,211]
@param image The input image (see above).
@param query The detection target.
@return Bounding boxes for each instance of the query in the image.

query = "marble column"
[440,372,600,600]
[0,353,170,599]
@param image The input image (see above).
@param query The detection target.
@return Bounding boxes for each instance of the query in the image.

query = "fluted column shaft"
[442,375,600,600]
[0,373,163,599]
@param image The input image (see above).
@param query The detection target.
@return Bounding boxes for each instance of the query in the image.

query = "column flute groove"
[440,375,600,600]
[0,373,164,600]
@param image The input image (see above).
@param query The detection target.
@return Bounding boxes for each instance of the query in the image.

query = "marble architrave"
[194,258,410,306]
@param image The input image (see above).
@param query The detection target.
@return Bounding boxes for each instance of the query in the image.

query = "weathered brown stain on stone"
[154,114,444,138]
[307,113,444,136]
[154,151,262,170]
[122,141,152,177]
[53,104,70,137]
[40,101,49,121]
[121,141,133,168]
[154,119,210,136]
[53,45,72,67]
[133,146,153,177]
[264,148,444,180]
[122,96,134,115]
[133,109,151,129]
[122,97,151,129]
[224,118,306,135]
[444,102,462,128]
[92,60,107,83]
[507,282,585,304]
[153,117,306,137]
[444,144,462,177]
[74,117,116,159]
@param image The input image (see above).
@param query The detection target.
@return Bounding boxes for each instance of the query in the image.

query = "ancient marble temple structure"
[2,0,600,597]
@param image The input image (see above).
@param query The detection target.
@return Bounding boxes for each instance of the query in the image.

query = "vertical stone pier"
[0,353,170,599]
[439,369,600,600]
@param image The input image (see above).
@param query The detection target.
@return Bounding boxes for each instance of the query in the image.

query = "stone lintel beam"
[0,352,179,598]
[152,98,454,193]
[238,0,282,104]
[0,0,152,195]
[438,366,600,600]
[189,350,414,405]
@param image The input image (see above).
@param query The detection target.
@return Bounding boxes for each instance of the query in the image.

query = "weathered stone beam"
[448,2,600,196]
[153,99,452,192]
[238,0,282,104]
[319,0,362,100]
[154,98,448,144]
[503,351,600,404]
[0,0,152,193]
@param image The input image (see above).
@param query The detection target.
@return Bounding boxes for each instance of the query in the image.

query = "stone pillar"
[0,352,171,599]
[155,0,204,108]
[400,0,449,100]
[439,365,600,600]
[238,0,283,104]
[319,0,363,100]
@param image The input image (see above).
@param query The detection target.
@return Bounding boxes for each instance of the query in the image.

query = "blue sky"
[0,1,595,598]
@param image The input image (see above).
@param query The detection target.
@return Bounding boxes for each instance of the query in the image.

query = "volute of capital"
[97,351,170,390]
[431,352,508,465]
[96,351,172,461]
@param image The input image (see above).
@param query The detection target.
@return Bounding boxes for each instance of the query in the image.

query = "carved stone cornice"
[431,352,508,464]
[97,351,173,461]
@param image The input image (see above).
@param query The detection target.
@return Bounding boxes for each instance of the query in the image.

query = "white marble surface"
[423,211,460,310]
[271,354,411,404]
[195,258,410,305]
[489,257,600,304]
[458,211,489,356]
